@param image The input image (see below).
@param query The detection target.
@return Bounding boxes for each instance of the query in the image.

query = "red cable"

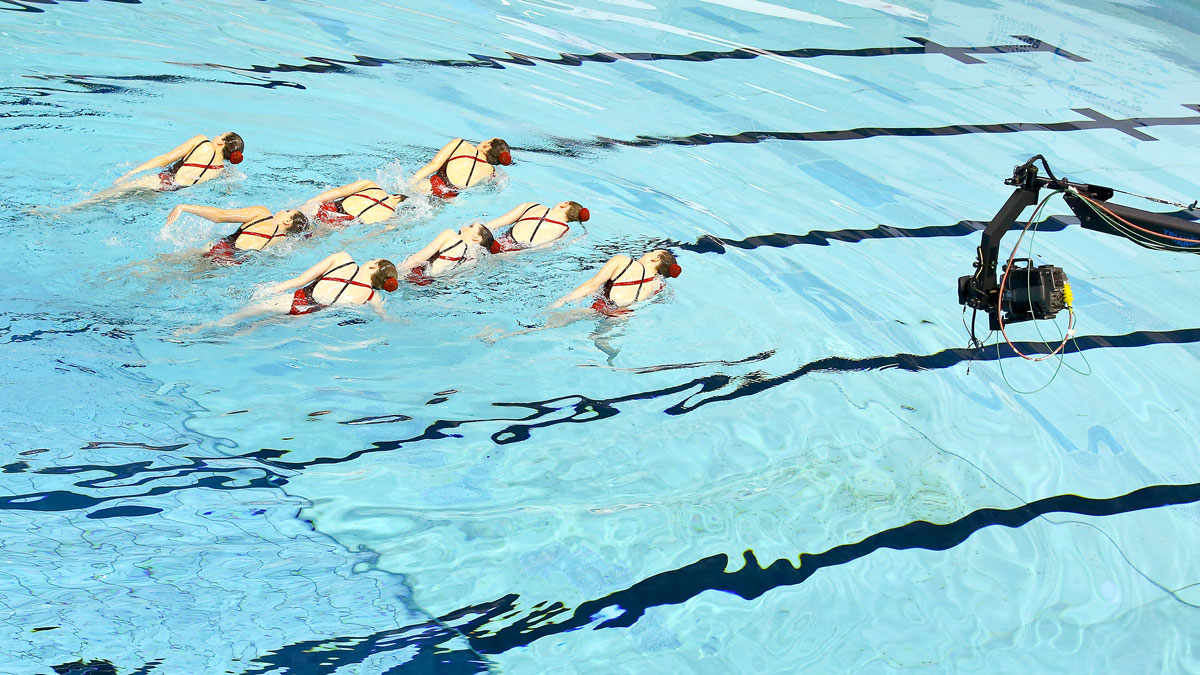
[1075,190,1200,244]
[996,193,1075,362]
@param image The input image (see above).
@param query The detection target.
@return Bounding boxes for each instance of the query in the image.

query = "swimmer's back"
[169,140,222,187]
[442,140,494,189]
[606,255,661,306]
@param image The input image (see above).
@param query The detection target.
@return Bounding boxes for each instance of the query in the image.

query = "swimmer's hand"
[165,205,185,226]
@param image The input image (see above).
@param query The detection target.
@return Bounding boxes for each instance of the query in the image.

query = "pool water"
[3,0,1200,672]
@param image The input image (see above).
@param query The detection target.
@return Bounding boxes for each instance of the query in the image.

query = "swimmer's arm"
[370,296,387,317]
[410,138,464,183]
[118,134,207,183]
[304,180,375,207]
[167,204,271,226]
[481,202,537,231]
[267,252,342,293]
[549,258,622,308]
[398,229,454,269]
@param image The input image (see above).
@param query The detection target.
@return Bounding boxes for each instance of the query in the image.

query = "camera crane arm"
[958,155,1199,331]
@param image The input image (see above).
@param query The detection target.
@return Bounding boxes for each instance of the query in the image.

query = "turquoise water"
[3,0,1200,672]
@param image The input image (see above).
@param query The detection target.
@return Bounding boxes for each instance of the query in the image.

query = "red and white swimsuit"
[316,186,398,225]
[592,260,658,316]
[203,216,288,265]
[497,204,569,251]
[290,262,377,315]
[407,238,470,286]
[428,140,490,199]
[159,141,221,191]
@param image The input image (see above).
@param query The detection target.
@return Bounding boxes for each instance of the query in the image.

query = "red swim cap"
[229,151,244,165]
[382,277,399,292]
[489,241,502,254]
[668,264,681,278]
[498,151,512,166]
[578,207,590,222]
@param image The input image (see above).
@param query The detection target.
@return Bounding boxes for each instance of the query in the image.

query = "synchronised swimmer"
[165,204,311,266]
[410,137,512,199]
[305,180,409,226]
[99,132,681,332]
[485,201,589,251]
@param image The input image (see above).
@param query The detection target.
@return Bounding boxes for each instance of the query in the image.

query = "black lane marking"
[239,611,494,674]
[677,208,1200,254]
[0,74,304,101]
[2,0,267,11]
[525,105,1200,155]
[472,481,1200,651]
[3,322,96,343]
[0,449,291,515]
[10,327,1200,516]
[578,349,776,373]
[254,325,1200,473]
[238,481,1200,672]
[485,326,1200,443]
[418,35,1087,69]
[86,505,162,519]
[2,0,141,12]
[202,35,1083,78]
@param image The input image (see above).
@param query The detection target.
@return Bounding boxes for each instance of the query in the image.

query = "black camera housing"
[998,260,1066,323]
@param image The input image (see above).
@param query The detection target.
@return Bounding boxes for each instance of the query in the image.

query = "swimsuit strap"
[302,260,355,293]
[232,216,283,245]
[443,140,487,189]
[436,139,466,189]
[321,276,376,302]
[434,239,468,265]
[508,204,538,242]
[517,205,568,242]
[317,261,373,305]
[604,259,634,299]
[610,261,654,301]
[462,151,479,189]
[180,142,220,181]
[345,187,395,219]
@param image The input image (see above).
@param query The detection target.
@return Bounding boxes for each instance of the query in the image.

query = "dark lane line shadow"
[525,106,1200,157]
[2,0,139,11]
[265,325,1200,471]
[7,326,1200,514]
[238,480,1200,673]
[485,326,1200,443]
[197,35,1083,77]
[3,36,1084,98]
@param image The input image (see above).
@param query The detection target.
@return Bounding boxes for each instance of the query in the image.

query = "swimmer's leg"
[217,295,294,326]
[109,249,208,283]
[177,294,292,335]
[60,175,161,211]
[410,179,433,196]
[589,321,625,365]
[479,308,592,342]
